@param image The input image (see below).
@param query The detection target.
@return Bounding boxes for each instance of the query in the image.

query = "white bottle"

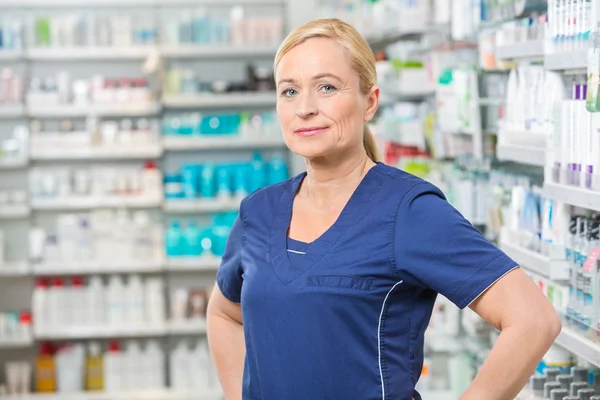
[169,341,190,390]
[32,279,49,335]
[87,276,105,326]
[106,275,125,326]
[145,340,165,389]
[48,278,65,330]
[144,278,165,324]
[132,212,152,261]
[189,339,211,390]
[125,275,145,324]
[123,340,142,391]
[104,341,123,392]
[70,277,86,327]
[141,161,161,199]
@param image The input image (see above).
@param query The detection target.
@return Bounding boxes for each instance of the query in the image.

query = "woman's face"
[275,38,379,160]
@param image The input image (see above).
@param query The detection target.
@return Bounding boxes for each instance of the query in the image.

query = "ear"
[364,85,380,122]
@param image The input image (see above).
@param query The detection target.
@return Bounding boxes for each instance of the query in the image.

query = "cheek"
[319,97,363,138]
[276,101,295,130]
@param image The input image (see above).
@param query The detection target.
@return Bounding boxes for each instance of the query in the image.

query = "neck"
[301,148,376,207]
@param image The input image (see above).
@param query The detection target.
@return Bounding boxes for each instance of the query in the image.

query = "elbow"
[532,307,562,348]
[547,309,563,341]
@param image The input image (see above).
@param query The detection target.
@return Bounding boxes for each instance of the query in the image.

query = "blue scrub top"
[217,162,518,400]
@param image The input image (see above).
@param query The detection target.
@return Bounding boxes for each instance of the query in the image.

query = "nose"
[295,92,318,118]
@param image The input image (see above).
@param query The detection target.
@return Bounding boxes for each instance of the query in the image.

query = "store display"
[0,311,32,344]
[163,111,279,138]
[27,73,154,108]
[0,68,23,105]
[0,126,28,165]
[169,339,217,391]
[0,18,23,51]
[166,213,236,259]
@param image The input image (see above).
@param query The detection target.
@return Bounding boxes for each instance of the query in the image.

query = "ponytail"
[363,125,382,163]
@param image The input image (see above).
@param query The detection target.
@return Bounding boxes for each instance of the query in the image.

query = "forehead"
[276,37,355,81]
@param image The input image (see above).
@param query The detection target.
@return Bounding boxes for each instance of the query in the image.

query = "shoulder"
[373,163,446,205]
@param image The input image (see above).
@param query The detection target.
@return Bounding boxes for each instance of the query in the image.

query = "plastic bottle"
[123,340,142,391]
[104,341,122,392]
[125,275,145,324]
[85,342,104,392]
[200,163,216,198]
[185,221,203,257]
[169,341,190,390]
[268,156,289,185]
[132,211,153,261]
[70,277,85,327]
[189,339,211,390]
[35,343,56,393]
[141,161,162,198]
[48,278,65,330]
[144,340,165,389]
[250,152,266,192]
[165,221,183,257]
[145,278,165,324]
[87,276,105,326]
[32,279,48,335]
[106,276,125,325]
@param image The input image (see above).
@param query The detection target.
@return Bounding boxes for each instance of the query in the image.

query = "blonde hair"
[274,18,382,163]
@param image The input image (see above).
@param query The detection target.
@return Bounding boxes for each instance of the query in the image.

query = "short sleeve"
[216,214,244,303]
[394,182,518,309]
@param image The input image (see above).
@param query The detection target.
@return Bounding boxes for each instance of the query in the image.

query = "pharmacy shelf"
[479,97,505,106]
[499,240,569,280]
[0,157,27,170]
[0,51,22,61]
[31,195,163,211]
[30,144,163,160]
[32,259,164,276]
[0,104,25,118]
[163,135,285,151]
[0,389,224,400]
[545,50,587,71]
[555,326,600,367]
[161,44,278,59]
[0,262,30,277]
[162,92,276,109]
[0,336,34,349]
[495,40,544,60]
[543,182,600,212]
[163,197,240,213]
[26,46,155,61]
[496,143,545,166]
[27,102,162,118]
[0,204,31,219]
[0,0,283,6]
[364,24,435,47]
[35,324,168,340]
[168,319,208,335]
[166,256,222,271]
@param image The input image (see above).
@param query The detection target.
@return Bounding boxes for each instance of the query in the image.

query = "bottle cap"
[52,278,64,287]
[531,375,547,391]
[579,388,597,400]
[144,160,158,170]
[71,277,84,287]
[19,311,32,325]
[108,341,121,353]
[547,368,562,382]
[572,366,589,383]
[39,342,54,355]
[546,382,563,398]
[571,382,589,396]
[558,375,574,390]
[551,388,568,400]
[35,279,48,288]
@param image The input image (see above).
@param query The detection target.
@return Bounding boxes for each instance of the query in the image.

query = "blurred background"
[0,0,597,399]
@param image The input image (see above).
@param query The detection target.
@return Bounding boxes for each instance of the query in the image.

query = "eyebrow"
[277,73,343,86]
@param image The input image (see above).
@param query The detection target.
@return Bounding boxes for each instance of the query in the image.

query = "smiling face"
[275,37,379,160]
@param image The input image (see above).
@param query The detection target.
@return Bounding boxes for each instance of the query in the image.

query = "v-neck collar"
[269,163,384,285]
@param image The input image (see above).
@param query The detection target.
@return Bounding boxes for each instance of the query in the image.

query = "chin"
[284,138,333,159]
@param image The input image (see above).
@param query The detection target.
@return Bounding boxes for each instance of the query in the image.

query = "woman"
[207,18,561,400]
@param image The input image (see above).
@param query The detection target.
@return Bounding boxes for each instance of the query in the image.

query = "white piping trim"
[378,280,403,400]
[286,249,306,254]
[465,265,519,308]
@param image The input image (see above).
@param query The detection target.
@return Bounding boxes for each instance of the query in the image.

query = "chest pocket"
[307,275,373,291]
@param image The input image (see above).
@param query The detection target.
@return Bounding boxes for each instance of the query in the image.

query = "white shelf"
[545,50,587,71]
[0,204,30,219]
[365,24,434,46]
[27,102,161,118]
[161,44,278,58]
[543,182,600,212]
[163,135,284,151]
[33,259,163,276]
[163,198,240,213]
[168,319,207,335]
[162,92,276,109]
[555,326,600,367]
[30,144,163,160]
[0,0,282,6]
[26,46,155,60]
[0,104,25,118]
[499,240,569,280]
[166,256,222,271]
[0,336,34,349]
[496,143,545,166]
[496,40,544,60]
[35,324,168,340]
[31,195,163,211]
[0,262,30,277]
[0,157,27,170]
[0,390,223,400]
[0,51,23,61]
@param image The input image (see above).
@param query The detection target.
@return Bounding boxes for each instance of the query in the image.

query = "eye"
[282,88,298,97]
[320,84,336,93]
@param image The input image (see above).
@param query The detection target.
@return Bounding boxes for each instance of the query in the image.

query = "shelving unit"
[498,240,569,280]
[0,262,30,277]
[495,40,544,60]
[0,204,31,219]
[555,327,600,368]
[35,324,169,340]
[543,183,600,212]
[168,319,208,335]
[26,103,162,118]
[0,51,22,62]
[160,44,278,59]
[32,260,164,276]
[0,337,34,349]
[0,389,223,400]
[0,158,28,170]
[163,135,284,151]
[31,195,163,211]
[496,143,545,166]
[162,92,277,109]
[25,47,155,61]
[30,145,163,161]
[0,105,26,118]
[166,256,221,271]
[163,198,240,213]
[0,0,284,6]
[545,50,588,72]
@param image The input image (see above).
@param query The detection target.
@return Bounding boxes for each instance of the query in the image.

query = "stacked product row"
[162,111,280,138]
[521,366,599,399]
[165,213,237,259]
[0,68,23,105]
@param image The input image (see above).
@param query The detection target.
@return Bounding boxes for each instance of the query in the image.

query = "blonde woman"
[207,18,561,400]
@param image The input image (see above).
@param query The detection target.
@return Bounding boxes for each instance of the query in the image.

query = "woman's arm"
[207,284,245,400]
[461,268,562,400]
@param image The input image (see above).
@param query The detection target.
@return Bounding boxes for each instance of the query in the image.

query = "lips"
[294,126,329,137]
